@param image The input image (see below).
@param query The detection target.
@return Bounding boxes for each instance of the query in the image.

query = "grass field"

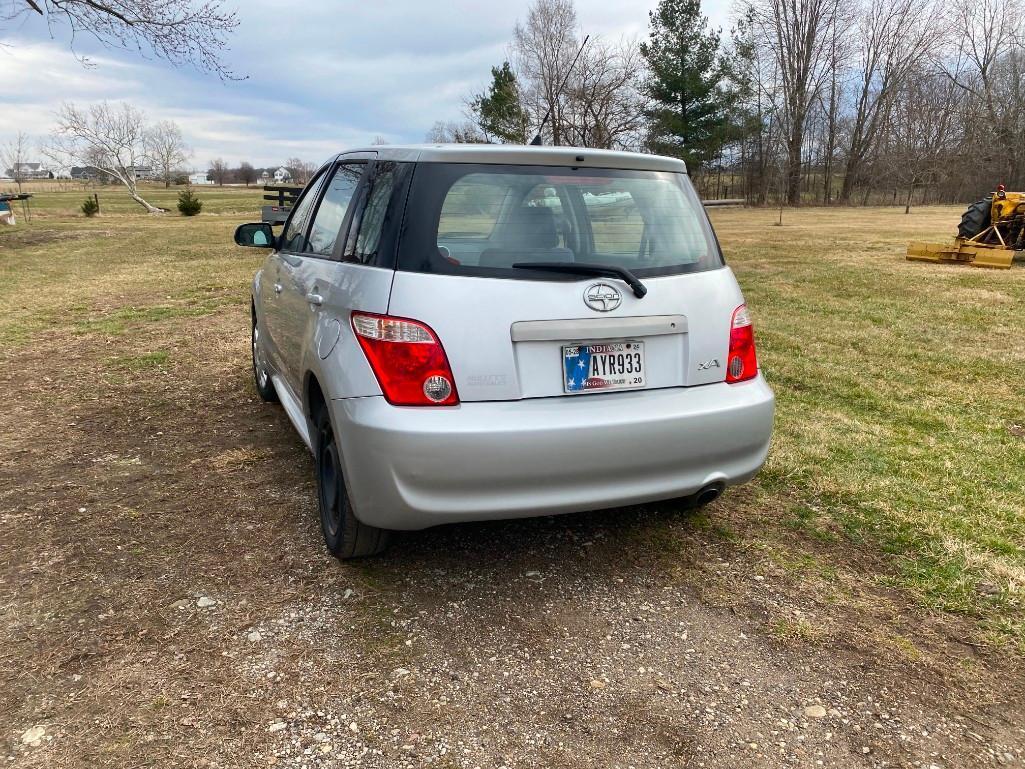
[1,186,1023,643]
[1,185,1023,766]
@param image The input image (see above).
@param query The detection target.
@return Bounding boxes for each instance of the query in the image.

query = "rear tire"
[252,313,279,403]
[313,404,390,559]
[957,197,992,239]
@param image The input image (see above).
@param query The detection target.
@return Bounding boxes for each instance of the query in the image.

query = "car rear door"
[269,169,331,396]
[385,162,744,402]
[287,156,410,398]
[262,170,328,389]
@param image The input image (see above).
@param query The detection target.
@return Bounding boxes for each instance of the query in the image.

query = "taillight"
[725,304,758,384]
[351,312,459,406]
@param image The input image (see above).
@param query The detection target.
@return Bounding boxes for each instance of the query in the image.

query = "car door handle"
[273,283,283,294]
[306,292,323,306]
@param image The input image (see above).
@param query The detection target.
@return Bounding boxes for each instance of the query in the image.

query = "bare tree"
[942,0,1025,184]
[745,0,845,205]
[144,120,190,188]
[564,37,645,150]
[236,161,257,186]
[1,131,32,193]
[284,158,316,184]
[208,158,228,186]
[882,70,962,212]
[513,0,580,145]
[2,0,240,77]
[424,121,485,143]
[46,102,163,213]
[839,0,941,201]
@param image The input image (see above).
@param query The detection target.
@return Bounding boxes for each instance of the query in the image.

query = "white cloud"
[0,0,734,168]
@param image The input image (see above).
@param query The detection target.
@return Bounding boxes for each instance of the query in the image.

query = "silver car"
[235,145,774,558]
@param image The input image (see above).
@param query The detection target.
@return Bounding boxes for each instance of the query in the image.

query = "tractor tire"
[957,197,992,239]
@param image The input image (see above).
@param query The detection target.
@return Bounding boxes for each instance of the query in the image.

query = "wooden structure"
[262,184,303,225]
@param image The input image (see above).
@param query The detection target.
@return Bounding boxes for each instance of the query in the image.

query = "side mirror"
[234,222,276,248]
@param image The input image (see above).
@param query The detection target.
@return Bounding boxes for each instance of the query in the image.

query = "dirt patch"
[1,303,1023,769]
[0,228,114,250]
[3,205,1025,767]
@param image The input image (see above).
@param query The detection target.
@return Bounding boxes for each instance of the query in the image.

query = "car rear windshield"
[395,163,723,279]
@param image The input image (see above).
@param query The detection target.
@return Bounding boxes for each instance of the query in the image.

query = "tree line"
[431,0,1025,207]
[0,101,323,213]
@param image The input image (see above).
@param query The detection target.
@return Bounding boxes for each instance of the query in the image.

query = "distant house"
[273,167,291,183]
[70,166,102,180]
[259,170,272,185]
[5,162,53,180]
[189,173,214,186]
[128,165,156,180]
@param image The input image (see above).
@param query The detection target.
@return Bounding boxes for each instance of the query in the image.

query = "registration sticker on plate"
[563,341,645,393]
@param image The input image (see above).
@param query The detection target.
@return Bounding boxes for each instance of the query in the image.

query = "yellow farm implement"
[907,187,1025,269]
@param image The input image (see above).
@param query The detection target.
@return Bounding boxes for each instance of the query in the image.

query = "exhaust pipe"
[694,482,725,507]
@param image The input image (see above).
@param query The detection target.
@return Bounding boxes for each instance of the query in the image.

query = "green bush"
[81,196,99,217]
[177,188,202,216]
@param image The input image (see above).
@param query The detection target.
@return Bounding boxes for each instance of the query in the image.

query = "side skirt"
[271,375,313,452]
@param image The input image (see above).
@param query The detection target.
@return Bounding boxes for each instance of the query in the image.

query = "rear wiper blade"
[511,261,647,298]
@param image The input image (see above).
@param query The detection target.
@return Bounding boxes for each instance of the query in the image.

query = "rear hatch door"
[387,161,742,402]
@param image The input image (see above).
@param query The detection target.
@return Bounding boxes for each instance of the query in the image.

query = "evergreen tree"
[471,62,529,144]
[639,0,728,172]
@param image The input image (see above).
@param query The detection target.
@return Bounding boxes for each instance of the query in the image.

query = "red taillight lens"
[725,304,758,384]
[351,312,459,406]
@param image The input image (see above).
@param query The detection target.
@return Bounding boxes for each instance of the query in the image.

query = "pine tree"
[639,0,728,172]
[471,62,529,144]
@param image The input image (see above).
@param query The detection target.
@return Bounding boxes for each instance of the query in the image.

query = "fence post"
[94,193,100,215]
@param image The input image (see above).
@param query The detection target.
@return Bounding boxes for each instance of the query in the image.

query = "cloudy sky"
[0,0,732,169]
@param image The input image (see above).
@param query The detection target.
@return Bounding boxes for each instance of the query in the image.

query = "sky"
[0,0,732,170]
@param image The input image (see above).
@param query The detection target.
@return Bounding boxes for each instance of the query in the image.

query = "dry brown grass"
[1,197,1023,767]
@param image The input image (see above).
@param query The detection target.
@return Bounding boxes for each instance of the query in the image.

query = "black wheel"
[252,312,279,403]
[957,197,992,239]
[313,404,390,559]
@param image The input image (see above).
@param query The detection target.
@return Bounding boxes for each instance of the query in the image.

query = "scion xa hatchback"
[235,145,774,558]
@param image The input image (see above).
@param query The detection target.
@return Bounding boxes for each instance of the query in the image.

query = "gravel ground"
[2,273,1023,769]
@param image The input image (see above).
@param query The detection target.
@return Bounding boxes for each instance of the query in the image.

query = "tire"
[957,197,992,239]
[313,404,390,559]
[252,312,279,403]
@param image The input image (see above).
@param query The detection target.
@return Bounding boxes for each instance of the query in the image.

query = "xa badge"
[583,282,622,312]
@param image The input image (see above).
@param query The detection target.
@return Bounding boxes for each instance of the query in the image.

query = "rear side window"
[396,163,722,279]
[353,163,397,262]
[306,163,364,257]
[342,161,412,267]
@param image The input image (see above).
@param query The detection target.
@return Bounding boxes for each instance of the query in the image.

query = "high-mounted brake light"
[351,312,459,406]
[725,304,758,384]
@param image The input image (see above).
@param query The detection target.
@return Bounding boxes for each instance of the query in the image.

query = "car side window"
[351,162,398,264]
[306,163,365,258]
[280,173,327,253]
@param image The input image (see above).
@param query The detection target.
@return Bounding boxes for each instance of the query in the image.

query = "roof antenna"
[530,34,590,146]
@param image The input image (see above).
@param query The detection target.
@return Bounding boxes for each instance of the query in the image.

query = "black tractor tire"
[313,403,390,559]
[957,197,992,239]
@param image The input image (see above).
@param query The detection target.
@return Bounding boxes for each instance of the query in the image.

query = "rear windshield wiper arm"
[511,261,648,298]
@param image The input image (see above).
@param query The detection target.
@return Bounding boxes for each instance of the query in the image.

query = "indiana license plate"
[563,341,645,393]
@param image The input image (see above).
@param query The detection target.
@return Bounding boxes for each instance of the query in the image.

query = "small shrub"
[177,188,202,216]
[81,196,99,217]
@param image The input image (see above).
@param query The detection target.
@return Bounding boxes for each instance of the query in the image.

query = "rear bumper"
[330,375,775,530]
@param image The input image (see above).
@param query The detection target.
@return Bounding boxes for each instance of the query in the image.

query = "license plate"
[563,341,645,393]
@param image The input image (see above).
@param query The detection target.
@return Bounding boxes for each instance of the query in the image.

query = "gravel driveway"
[1,255,1022,769]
